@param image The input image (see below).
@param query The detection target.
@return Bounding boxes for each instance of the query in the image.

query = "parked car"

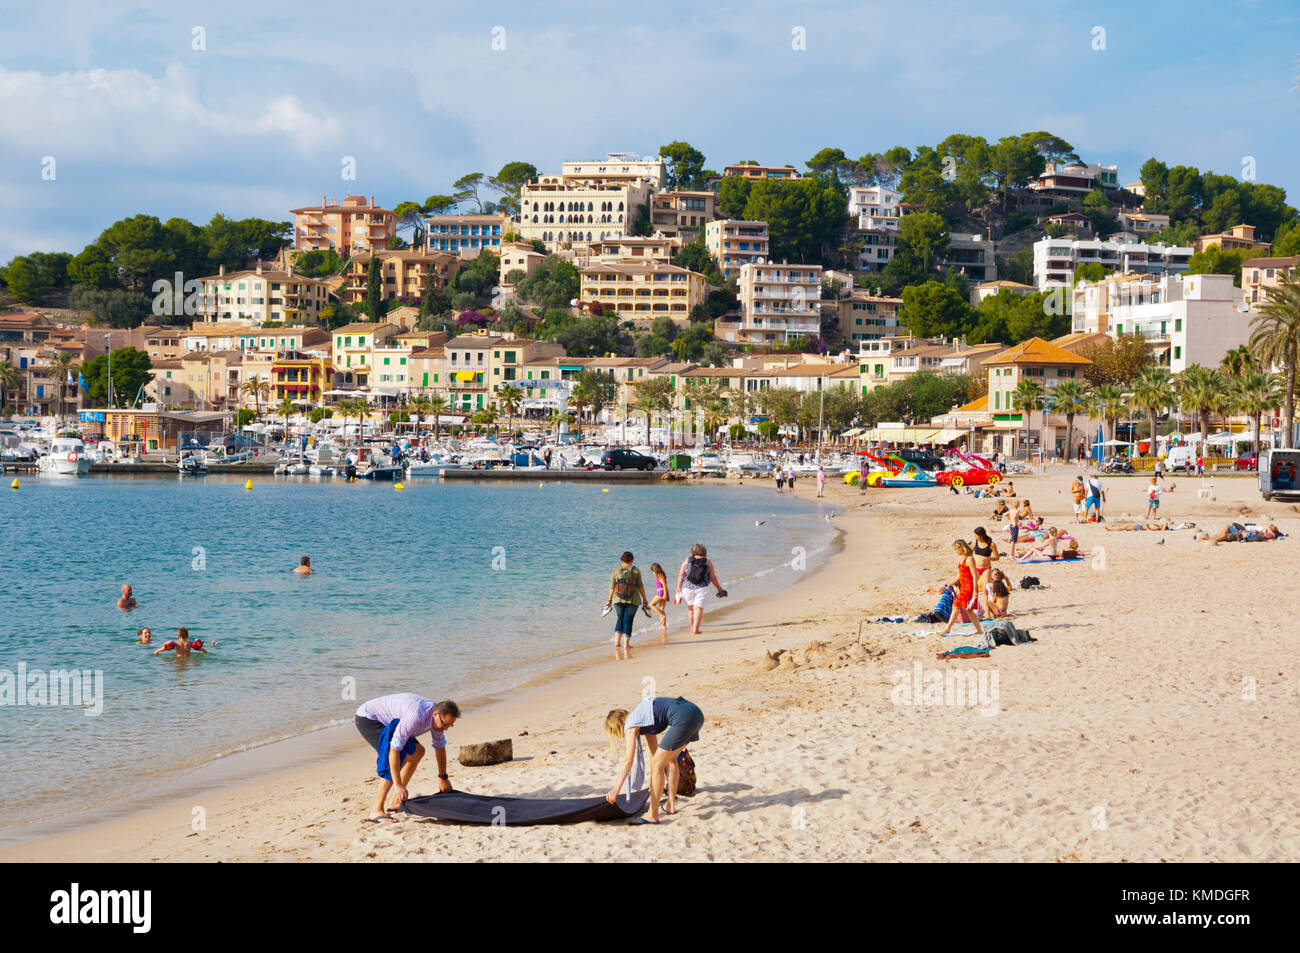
[892,448,946,471]
[1235,452,1259,471]
[601,448,656,471]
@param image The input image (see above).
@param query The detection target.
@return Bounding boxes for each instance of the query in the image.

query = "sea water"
[0,474,835,840]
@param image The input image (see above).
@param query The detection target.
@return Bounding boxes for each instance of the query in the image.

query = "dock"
[440,468,669,483]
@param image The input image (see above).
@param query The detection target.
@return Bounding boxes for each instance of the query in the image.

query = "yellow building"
[291,195,396,255]
[331,322,399,389]
[578,261,705,324]
[340,249,461,307]
[1193,223,1271,255]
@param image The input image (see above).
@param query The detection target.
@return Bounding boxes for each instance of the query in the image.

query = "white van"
[1259,448,1300,500]
[1161,444,1196,473]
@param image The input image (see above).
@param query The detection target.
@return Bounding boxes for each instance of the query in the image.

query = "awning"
[455,371,477,382]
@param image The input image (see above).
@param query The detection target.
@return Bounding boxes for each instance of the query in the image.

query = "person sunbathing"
[990,501,1010,521]
[985,568,1010,617]
[1198,523,1282,543]
[1106,520,1171,532]
[1016,526,1060,562]
[1016,500,1034,521]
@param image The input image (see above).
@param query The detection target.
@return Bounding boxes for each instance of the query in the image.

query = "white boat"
[726,451,776,474]
[177,450,208,475]
[308,464,337,478]
[693,452,726,476]
[37,435,91,475]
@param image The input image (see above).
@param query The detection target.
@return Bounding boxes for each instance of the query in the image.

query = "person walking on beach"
[858,456,868,494]
[775,467,784,492]
[937,541,984,638]
[544,447,552,470]
[676,543,727,636]
[648,563,670,638]
[816,465,826,498]
[117,584,137,610]
[1153,455,1165,483]
[1070,475,1086,522]
[1084,473,1105,521]
[604,551,650,649]
[785,464,796,493]
[354,694,459,822]
[293,556,313,575]
[605,695,705,824]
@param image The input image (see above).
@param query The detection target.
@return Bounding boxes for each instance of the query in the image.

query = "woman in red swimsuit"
[937,540,986,637]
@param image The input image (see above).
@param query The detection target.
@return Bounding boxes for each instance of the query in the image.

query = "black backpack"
[687,555,710,585]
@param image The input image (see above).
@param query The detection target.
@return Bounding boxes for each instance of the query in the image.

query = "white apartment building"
[726,262,823,345]
[704,220,770,277]
[1033,236,1193,289]
[1029,161,1120,197]
[518,174,654,250]
[848,185,901,273]
[195,264,332,327]
[1070,273,1250,373]
[561,153,666,191]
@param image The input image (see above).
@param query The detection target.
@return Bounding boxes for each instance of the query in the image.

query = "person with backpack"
[604,551,650,648]
[675,543,727,636]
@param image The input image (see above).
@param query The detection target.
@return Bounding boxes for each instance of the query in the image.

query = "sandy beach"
[6,468,1298,863]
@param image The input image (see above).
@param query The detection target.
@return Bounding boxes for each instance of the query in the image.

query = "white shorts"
[681,584,710,608]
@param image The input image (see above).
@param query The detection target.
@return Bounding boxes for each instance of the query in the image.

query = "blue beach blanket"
[376,718,419,780]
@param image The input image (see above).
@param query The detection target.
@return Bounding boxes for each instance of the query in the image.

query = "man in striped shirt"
[355,693,460,822]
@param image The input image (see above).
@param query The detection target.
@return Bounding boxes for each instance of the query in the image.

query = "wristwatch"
[438,773,449,779]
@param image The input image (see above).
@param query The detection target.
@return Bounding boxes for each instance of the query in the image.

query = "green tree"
[45,351,79,423]
[1079,333,1151,388]
[79,347,152,407]
[487,162,538,216]
[453,173,487,213]
[0,359,20,415]
[1011,379,1045,444]
[1249,270,1300,447]
[0,252,72,303]
[632,376,675,444]
[899,281,976,338]
[1233,370,1281,457]
[716,176,752,218]
[1089,383,1127,443]
[1220,344,1255,378]
[1048,379,1088,459]
[1128,366,1175,458]
[659,141,707,190]
[365,255,384,318]
[1174,365,1223,452]
[1185,245,1254,285]
[742,176,848,265]
[516,255,580,310]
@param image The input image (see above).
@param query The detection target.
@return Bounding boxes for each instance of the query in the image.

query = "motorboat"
[37,435,91,475]
[308,464,337,478]
[692,452,726,476]
[177,450,208,475]
[726,451,776,475]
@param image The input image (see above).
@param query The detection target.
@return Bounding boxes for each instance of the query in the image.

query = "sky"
[2,0,1298,262]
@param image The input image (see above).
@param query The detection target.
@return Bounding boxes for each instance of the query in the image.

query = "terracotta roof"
[1242,255,1300,268]
[953,394,989,413]
[984,337,1092,366]
[334,322,396,335]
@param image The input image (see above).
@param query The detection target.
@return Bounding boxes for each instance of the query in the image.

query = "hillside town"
[4,140,1299,461]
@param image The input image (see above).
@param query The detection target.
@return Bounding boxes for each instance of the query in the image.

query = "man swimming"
[292,556,313,575]
[117,584,137,610]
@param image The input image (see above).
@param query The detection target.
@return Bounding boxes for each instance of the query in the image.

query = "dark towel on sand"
[401,789,651,825]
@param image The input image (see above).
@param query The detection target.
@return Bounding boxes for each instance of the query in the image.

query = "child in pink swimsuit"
[648,563,669,637]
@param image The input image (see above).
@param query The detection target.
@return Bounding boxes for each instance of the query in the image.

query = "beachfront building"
[370,342,414,398]
[195,264,332,327]
[406,345,447,399]
[1070,273,1250,373]
[1032,236,1194,289]
[184,324,327,354]
[339,249,462,308]
[442,332,565,411]
[831,291,903,343]
[291,195,396,254]
[723,262,823,344]
[649,190,716,239]
[704,220,770,278]
[578,261,706,325]
[331,322,399,389]
[135,326,186,361]
[983,337,1093,457]
[271,351,333,405]
[425,213,511,256]
[1193,223,1270,255]
[1241,255,1300,306]
[148,350,243,410]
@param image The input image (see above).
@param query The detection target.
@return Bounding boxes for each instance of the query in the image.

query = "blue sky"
[2,0,1298,262]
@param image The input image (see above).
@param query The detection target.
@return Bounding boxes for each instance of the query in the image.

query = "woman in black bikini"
[971,526,999,615]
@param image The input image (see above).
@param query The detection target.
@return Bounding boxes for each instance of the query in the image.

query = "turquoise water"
[0,474,834,838]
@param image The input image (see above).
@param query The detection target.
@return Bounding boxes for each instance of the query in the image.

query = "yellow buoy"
[244,480,253,491]
[10,478,18,490]
[601,488,610,492]
[394,483,405,491]
[538,482,544,488]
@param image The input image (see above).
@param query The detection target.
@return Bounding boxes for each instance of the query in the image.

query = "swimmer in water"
[153,627,215,657]
[135,627,152,645]
[117,584,138,610]
[292,556,313,575]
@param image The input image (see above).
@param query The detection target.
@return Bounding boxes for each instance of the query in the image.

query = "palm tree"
[241,375,270,417]
[1011,379,1044,458]
[1249,269,1300,447]
[1175,365,1221,456]
[427,395,447,438]
[335,398,363,447]
[276,396,297,444]
[1128,365,1174,461]
[1048,379,1088,462]
[569,382,592,436]
[496,384,523,437]
[410,395,433,432]
[1233,371,1282,458]
[1090,384,1128,445]
[0,359,19,415]
[45,351,79,425]
[632,376,675,447]
[1220,344,1255,379]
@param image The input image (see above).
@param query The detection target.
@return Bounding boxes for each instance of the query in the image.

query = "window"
[1174,346,1182,360]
